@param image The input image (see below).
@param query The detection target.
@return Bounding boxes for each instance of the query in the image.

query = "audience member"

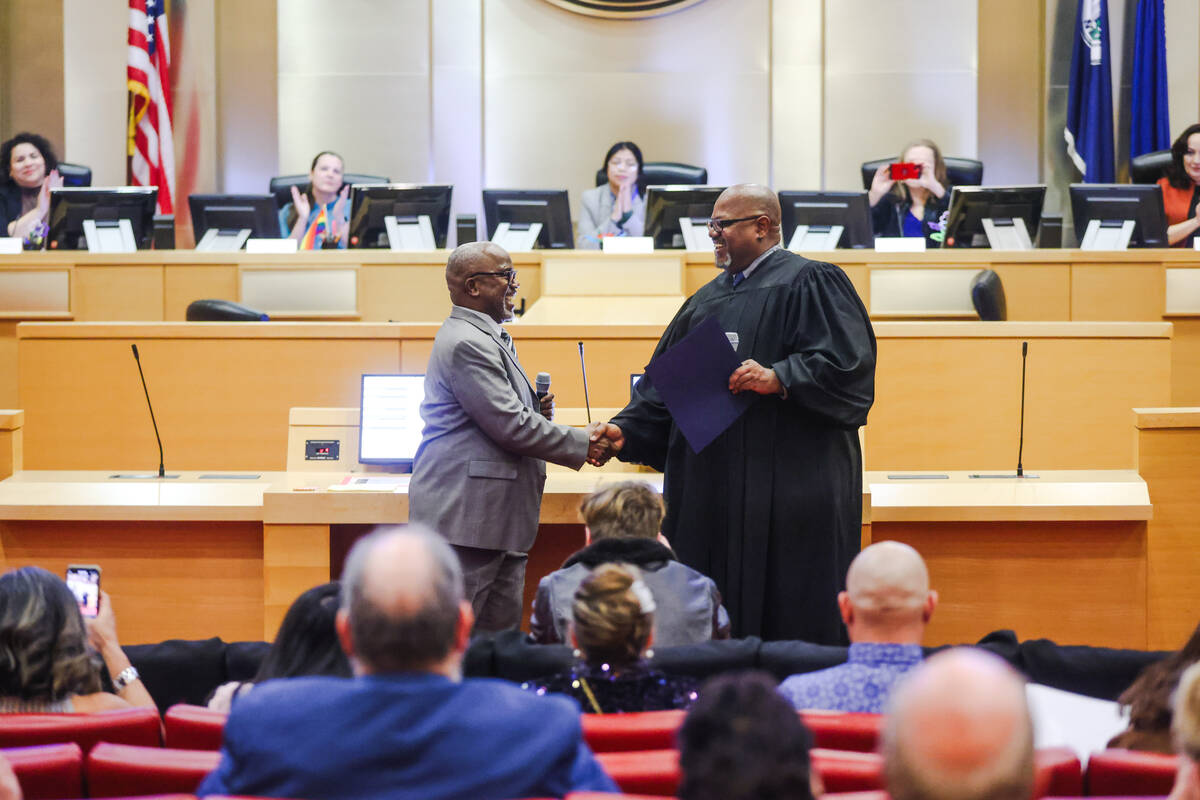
[525,563,699,713]
[280,150,351,249]
[884,648,1034,800]
[577,140,646,248]
[869,138,950,247]
[206,581,351,712]
[0,753,21,800]
[1158,123,1200,247]
[1167,662,1200,800]
[0,566,155,712]
[198,526,616,800]
[530,480,729,646]
[0,132,63,248]
[678,671,820,800]
[1110,619,1200,753]
[778,540,935,712]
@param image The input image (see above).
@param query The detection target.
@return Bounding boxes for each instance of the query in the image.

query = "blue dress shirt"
[777,642,923,713]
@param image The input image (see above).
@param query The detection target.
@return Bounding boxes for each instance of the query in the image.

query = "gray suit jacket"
[409,307,590,553]
[576,184,646,249]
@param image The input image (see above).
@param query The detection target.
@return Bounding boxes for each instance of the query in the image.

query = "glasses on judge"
[706,215,764,232]
[467,268,518,286]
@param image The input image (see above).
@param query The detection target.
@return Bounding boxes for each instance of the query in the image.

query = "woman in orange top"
[1159,123,1200,247]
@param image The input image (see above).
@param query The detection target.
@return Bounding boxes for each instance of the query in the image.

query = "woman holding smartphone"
[868,138,950,247]
[0,567,155,712]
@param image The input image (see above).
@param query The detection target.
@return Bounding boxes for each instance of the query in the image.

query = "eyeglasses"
[467,268,518,286]
[706,215,763,232]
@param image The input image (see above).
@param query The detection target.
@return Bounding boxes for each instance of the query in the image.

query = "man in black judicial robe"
[593,184,876,643]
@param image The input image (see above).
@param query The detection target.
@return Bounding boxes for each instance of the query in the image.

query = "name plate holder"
[82,219,137,253]
[980,217,1035,250]
[0,238,22,254]
[874,236,926,253]
[245,238,299,254]
[787,224,844,251]
[384,214,436,251]
[677,217,714,252]
[492,222,542,252]
[196,228,252,252]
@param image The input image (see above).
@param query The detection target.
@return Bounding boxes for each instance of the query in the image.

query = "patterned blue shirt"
[777,642,924,713]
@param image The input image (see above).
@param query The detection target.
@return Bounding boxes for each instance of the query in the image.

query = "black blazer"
[870,186,953,248]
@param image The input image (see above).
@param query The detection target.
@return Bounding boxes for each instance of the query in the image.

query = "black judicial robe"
[612,248,876,643]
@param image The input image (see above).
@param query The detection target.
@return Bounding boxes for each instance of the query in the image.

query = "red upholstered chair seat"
[164,704,228,750]
[1085,748,1179,796]
[581,710,686,753]
[1034,746,1083,798]
[812,748,886,793]
[801,711,885,752]
[86,742,220,798]
[3,743,84,800]
[0,707,162,752]
[595,749,680,797]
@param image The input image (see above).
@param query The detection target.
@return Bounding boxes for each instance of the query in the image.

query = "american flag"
[127,0,175,214]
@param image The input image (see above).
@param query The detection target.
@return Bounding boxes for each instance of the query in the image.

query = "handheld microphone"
[535,372,551,399]
[577,341,592,424]
[1016,341,1028,478]
[131,344,167,479]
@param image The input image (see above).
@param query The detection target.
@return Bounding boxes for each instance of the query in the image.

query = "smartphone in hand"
[65,564,101,618]
[889,162,922,181]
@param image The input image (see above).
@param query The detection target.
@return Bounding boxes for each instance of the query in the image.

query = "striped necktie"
[499,328,517,357]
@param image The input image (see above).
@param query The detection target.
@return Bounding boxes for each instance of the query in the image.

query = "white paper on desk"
[1026,683,1126,762]
[874,237,927,253]
[602,236,654,254]
[0,238,22,254]
[246,238,299,254]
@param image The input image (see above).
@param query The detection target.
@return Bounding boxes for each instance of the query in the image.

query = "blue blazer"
[197,672,617,800]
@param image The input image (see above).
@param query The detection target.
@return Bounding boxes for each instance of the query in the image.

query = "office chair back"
[186,299,269,322]
[56,162,92,187]
[595,162,708,187]
[971,269,1007,321]
[268,173,390,208]
[1129,149,1172,184]
[860,157,983,190]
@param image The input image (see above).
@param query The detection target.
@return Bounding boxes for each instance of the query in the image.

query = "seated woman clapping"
[1,132,64,249]
[280,150,350,249]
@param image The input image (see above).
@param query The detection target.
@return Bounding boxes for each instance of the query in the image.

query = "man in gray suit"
[409,242,615,631]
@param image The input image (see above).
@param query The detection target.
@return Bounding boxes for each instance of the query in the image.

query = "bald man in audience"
[198,526,616,800]
[779,541,936,711]
[884,649,1035,800]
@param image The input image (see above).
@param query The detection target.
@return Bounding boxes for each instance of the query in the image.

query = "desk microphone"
[577,342,592,424]
[131,344,167,478]
[535,372,551,399]
[1016,341,1028,478]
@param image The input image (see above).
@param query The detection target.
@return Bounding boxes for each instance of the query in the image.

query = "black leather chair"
[268,173,389,208]
[186,299,268,322]
[970,269,1006,321]
[860,157,983,190]
[594,161,708,187]
[56,162,92,187]
[1130,149,1172,184]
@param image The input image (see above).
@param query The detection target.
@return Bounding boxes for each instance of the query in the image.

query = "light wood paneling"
[263,522,330,640]
[164,265,239,320]
[0,410,22,481]
[1072,263,1166,321]
[989,264,1071,320]
[360,264,452,323]
[73,266,164,321]
[1170,318,1200,405]
[0,322,18,409]
[871,520,1148,648]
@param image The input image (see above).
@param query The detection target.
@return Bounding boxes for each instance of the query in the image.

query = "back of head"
[884,648,1034,800]
[1118,618,1200,736]
[844,541,933,638]
[678,671,816,800]
[0,566,101,701]
[254,581,351,682]
[1174,661,1200,761]
[571,563,654,667]
[340,526,464,674]
[579,480,665,541]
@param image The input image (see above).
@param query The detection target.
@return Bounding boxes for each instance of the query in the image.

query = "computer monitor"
[644,186,726,249]
[47,187,157,251]
[188,194,280,250]
[358,374,427,467]
[778,190,873,249]
[348,184,453,249]
[943,185,1046,249]
[1068,183,1168,248]
[482,189,573,249]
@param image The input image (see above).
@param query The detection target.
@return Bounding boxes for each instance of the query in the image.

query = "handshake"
[585,421,625,468]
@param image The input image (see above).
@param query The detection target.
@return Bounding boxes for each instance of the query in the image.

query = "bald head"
[884,649,1034,800]
[716,183,781,229]
[339,526,466,675]
[839,541,936,644]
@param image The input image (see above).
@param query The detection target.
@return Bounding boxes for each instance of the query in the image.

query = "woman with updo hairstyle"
[0,132,64,248]
[523,563,697,713]
[0,566,155,712]
[279,150,351,250]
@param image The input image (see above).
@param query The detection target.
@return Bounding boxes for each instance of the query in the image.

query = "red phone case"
[890,162,921,181]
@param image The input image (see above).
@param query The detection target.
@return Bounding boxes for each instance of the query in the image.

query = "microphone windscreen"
[131,344,139,359]
[1022,341,1028,356]
[536,372,551,395]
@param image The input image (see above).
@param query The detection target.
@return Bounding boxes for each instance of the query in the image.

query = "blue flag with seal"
[1064,0,1115,183]
[1130,0,1170,158]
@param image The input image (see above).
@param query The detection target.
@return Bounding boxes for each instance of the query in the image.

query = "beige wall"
[216,0,277,195]
[63,0,126,186]
[2,0,65,156]
[1165,0,1200,133]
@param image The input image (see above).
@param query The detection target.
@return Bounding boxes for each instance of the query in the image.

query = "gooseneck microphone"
[131,344,166,478]
[535,372,551,399]
[578,342,592,424]
[1016,341,1028,478]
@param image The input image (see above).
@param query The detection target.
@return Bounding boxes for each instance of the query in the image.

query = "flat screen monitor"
[644,185,725,249]
[188,194,280,241]
[1068,183,1168,248]
[482,189,573,249]
[778,190,873,249]
[943,185,1046,248]
[358,374,426,466]
[47,187,157,250]
[348,184,453,249]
